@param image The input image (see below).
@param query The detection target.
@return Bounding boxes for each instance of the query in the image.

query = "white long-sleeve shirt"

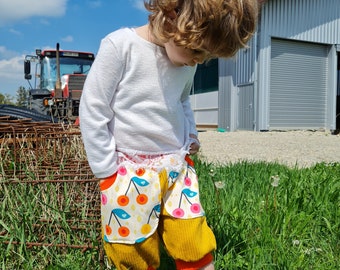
[80,28,197,178]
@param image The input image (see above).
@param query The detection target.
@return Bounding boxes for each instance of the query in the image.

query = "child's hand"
[189,134,200,155]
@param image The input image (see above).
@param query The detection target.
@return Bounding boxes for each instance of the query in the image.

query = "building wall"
[269,38,329,129]
[256,0,340,131]
[218,0,340,131]
[219,26,258,131]
[194,0,340,131]
[262,0,340,44]
[191,60,219,127]
[190,91,218,128]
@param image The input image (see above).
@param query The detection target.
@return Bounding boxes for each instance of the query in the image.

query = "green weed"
[1,138,339,269]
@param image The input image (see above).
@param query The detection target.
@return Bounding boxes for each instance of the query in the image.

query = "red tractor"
[23,43,95,123]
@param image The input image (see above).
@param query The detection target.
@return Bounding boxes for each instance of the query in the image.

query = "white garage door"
[270,38,328,129]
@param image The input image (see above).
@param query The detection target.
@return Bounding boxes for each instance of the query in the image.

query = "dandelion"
[266,175,280,210]
[303,247,322,255]
[259,200,265,211]
[271,175,280,187]
[292,240,299,246]
[304,248,312,255]
[214,181,225,189]
[209,169,216,177]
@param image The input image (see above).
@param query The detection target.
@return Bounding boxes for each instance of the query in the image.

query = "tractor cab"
[24,44,95,122]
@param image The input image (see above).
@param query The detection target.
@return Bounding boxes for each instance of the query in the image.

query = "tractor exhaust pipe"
[55,43,62,98]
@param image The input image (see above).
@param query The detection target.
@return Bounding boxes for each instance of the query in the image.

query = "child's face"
[164,39,211,67]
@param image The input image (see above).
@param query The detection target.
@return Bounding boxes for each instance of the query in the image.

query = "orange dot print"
[136,168,145,176]
[118,226,130,237]
[100,173,117,191]
[105,225,112,235]
[117,195,129,206]
[136,194,148,205]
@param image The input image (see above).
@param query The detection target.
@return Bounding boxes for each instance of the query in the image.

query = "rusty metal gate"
[0,117,103,267]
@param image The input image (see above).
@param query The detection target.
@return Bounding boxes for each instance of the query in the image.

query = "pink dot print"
[117,166,127,176]
[101,193,108,205]
[190,203,201,214]
[184,177,192,186]
[172,208,184,218]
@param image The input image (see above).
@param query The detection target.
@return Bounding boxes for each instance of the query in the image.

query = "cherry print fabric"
[100,153,205,244]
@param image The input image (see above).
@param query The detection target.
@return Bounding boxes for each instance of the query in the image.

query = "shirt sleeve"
[79,35,123,178]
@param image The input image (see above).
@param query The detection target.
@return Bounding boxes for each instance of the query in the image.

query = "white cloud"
[0,46,20,59]
[0,54,26,96]
[0,46,32,96]
[0,56,23,79]
[0,46,6,55]
[61,35,74,43]
[0,0,68,26]
[87,0,102,8]
[9,28,22,35]
[131,0,146,11]
[41,45,57,51]
[39,19,51,26]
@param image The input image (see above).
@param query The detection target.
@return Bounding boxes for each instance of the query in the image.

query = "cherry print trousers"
[100,153,216,269]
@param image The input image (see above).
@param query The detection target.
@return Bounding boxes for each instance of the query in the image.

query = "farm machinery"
[0,43,94,123]
[0,44,101,264]
[24,43,95,122]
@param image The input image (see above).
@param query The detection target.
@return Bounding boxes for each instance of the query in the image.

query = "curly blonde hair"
[145,0,258,58]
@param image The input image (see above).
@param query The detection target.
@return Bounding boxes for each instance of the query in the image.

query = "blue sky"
[0,0,148,98]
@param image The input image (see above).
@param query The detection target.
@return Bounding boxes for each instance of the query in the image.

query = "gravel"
[197,129,340,168]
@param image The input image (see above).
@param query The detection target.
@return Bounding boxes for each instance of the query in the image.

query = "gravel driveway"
[197,130,340,168]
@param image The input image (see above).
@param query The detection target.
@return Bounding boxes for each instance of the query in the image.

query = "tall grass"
[0,170,102,268]
[0,127,102,270]
[1,133,339,269]
[195,159,340,270]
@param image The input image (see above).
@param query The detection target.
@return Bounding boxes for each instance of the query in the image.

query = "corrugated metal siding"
[270,38,328,129]
[190,91,218,126]
[236,37,256,85]
[238,83,255,130]
[218,0,339,131]
[256,0,340,131]
[236,36,257,130]
[264,0,340,44]
[217,33,257,131]
[218,59,235,131]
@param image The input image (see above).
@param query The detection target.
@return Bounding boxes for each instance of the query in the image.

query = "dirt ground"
[197,129,340,168]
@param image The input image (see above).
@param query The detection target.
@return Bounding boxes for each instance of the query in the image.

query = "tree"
[0,92,14,105]
[16,86,28,107]
[0,93,5,104]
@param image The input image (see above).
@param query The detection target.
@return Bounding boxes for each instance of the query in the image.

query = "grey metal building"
[191,0,340,132]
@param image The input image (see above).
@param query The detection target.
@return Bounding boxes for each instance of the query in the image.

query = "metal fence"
[0,117,103,264]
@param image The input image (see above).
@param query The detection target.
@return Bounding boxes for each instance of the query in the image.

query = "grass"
[196,159,340,270]
[0,132,339,269]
